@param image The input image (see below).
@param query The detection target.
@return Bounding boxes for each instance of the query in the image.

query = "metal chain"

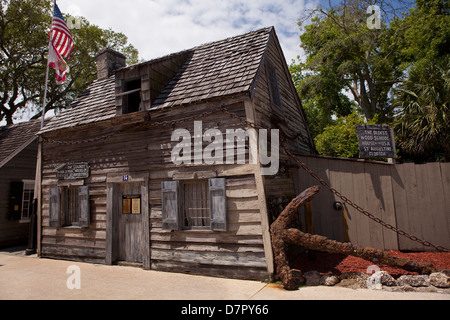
[218,106,449,252]
[42,109,223,146]
[42,131,120,145]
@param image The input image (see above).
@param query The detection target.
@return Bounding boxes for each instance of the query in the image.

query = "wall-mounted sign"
[56,162,90,180]
[356,125,396,159]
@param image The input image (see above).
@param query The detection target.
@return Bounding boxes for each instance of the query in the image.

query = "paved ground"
[0,247,449,301]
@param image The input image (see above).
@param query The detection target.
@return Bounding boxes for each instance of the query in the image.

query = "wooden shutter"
[209,178,227,231]
[161,181,180,231]
[78,186,90,228]
[49,187,61,227]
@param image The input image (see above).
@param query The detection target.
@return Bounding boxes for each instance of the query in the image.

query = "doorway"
[106,181,150,268]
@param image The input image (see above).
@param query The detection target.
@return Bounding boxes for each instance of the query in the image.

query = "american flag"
[48,1,74,84]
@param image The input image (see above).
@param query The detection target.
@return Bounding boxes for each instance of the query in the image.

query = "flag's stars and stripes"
[50,3,74,60]
[48,1,74,84]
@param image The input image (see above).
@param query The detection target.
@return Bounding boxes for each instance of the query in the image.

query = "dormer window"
[115,65,151,116]
[121,79,142,114]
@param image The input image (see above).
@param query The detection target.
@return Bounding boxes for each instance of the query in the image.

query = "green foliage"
[393,57,450,162]
[314,111,377,158]
[0,0,140,124]
[399,0,450,70]
[292,0,450,162]
[297,0,407,122]
[289,60,354,139]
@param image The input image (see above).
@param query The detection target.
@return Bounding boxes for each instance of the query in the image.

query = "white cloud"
[58,0,319,62]
[1,0,319,125]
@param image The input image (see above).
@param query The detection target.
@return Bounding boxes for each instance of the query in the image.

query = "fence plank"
[350,162,371,248]
[400,163,425,251]
[314,157,334,239]
[426,163,449,249]
[295,157,450,252]
[364,164,386,249]
[441,163,450,248]
[391,164,416,250]
[378,164,398,250]
[329,159,344,242]
[417,164,437,251]
[336,160,355,243]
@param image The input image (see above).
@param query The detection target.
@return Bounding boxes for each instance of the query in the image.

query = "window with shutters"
[183,180,210,229]
[49,185,90,228]
[64,186,80,226]
[161,178,227,232]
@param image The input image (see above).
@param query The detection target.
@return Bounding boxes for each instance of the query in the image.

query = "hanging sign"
[56,162,90,180]
[356,125,396,158]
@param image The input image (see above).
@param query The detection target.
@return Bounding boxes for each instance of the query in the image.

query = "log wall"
[40,99,271,280]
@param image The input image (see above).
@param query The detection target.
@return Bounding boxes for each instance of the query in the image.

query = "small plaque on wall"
[122,195,141,215]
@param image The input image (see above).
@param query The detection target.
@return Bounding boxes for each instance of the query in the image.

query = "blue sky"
[59,0,320,64]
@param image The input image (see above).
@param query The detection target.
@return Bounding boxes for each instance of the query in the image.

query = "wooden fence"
[294,156,450,252]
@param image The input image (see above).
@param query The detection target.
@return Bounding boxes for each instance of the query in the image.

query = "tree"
[289,60,354,139]
[0,0,139,125]
[399,0,450,71]
[391,0,449,162]
[314,110,377,158]
[393,57,450,162]
[294,0,416,125]
[293,0,449,161]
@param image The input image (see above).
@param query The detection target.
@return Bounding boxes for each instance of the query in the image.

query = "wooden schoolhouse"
[37,27,315,281]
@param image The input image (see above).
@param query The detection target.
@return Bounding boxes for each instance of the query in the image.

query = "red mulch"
[291,250,450,278]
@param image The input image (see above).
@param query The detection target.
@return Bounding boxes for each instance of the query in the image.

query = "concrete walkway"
[0,248,448,301]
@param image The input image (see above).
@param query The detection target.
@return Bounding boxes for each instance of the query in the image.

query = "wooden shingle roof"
[39,76,116,133]
[0,118,41,168]
[152,27,272,109]
[40,27,273,134]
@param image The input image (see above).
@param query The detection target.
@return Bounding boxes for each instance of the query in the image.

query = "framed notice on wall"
[355,124,396,159]
[122,195,141,215]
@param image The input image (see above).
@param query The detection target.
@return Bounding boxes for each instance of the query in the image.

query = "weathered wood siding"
[0,143,37,248]
[250,32,314,224]
[252,32,313,156]
[150,174,268,280]
[294,155,450,252]
[40,99,271,280]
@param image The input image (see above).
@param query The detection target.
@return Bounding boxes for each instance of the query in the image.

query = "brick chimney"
[95,48,126,80]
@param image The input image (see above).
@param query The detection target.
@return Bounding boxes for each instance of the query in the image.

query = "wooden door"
[118,182,145,263]
[106,181,150,268]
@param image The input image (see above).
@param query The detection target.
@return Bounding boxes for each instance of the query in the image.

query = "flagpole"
[41,52,50,129]
[28,0,55,256]
[41,1,55,129]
